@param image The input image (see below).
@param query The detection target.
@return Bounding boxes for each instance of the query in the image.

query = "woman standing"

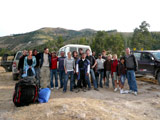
[23,50,36,77]
[111,54,120,92]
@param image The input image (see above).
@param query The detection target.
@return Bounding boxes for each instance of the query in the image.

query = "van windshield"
[152,52,160,60]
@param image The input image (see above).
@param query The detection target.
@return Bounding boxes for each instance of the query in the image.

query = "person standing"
[118,57,127,94]
[92,51,97,59]
[72,51,79,89]
[76,53,90,92]
[18,50,27,78]
[78,48,83,58]
[102,50,107,60]
[23,50,36,77]
[33,49,41,87]
[125,48,138,96]
[58,51,66,88]
[104,54,114,88]
[86,49,99,91]
[96,53,105,88]
[40,48,51,88]
[63,52,75,93]
[102,50,107,85]
[111,54,119,92]
[50,51,58,90]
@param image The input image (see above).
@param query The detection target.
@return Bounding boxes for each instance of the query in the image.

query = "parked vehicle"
[132,50,160,85]
[12,51,23,80]
[0,54,14,72]
[58,44,92,57]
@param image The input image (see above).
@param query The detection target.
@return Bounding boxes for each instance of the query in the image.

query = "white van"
[58,44,92,57]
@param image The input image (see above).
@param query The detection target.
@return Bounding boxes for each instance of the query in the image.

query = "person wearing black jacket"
[118,57,127,94]
[18,50,27,78]
[86,49,99,91]
[33,49,41,88]
[125,48,138,96]
[104,54,114,88]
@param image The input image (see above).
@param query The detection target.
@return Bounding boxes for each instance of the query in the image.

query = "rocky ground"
[0,67,160,120]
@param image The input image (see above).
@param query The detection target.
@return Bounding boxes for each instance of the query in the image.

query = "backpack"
[13,77,38,107]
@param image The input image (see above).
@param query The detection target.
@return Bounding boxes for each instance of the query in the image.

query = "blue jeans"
[63,71,74,92]
[120,75,126,86]
[127,70,138,92]
[59,69,65,88]
[96,69,104,87]
[50,69,58,88]
[106,71,115,88]
[90,69,97,88]
[87,74,91,89]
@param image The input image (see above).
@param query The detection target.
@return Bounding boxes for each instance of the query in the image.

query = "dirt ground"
[0,67,160,120]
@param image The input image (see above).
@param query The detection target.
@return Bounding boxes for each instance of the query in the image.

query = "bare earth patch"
[0,68,160,120]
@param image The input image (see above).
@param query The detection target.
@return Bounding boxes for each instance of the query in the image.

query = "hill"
[0,27,97,51]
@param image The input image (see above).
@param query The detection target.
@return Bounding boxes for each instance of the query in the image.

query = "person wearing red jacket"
[50,51,58,90]
[111,54,120,92]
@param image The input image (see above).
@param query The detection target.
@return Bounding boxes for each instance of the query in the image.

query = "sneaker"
[55,87,59,90]
[114,88,118,92]
[75,89,80,93]
[88,88,91,90]
[128,90,133,94]
[133,91,138,96]
[51,87,54,90]
[120,89,124,94]
[123,90,129,94]
[83,88,87,92]
[106,86,109,89]
[94,88,99,91]
[63,90,66,93]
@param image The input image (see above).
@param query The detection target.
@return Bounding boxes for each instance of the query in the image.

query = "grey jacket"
[125,54,138,71]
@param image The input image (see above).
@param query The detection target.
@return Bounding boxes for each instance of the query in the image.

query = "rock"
[76,113,86,119]
[92,117,101,120]
[144,112,148,116]
[58,104,69,114]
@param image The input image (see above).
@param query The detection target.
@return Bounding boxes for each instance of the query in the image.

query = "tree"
[131,21,154,50]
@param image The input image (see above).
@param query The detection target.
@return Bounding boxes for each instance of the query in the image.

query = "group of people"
[18,47,138,96]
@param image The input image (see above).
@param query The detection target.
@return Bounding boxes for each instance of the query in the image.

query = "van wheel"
[13,74,18,80]
[157,72,160,85]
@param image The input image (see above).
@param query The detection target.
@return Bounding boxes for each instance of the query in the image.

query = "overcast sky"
[0,0,160,36]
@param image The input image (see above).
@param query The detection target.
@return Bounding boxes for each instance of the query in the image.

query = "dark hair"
[51,51,56,54]
[72,51,78,57]
[33,49,37,53]
[98,53,102,56]
[120,57,125,61]
[102,50,106,53]
[86,49,90,52]
[44,47,48,51]
[79,48,83,51]
[81,52,86,55]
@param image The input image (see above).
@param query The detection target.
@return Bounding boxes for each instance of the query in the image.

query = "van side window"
[70,47,77,53]
[133,53,141,60]
[141,53,152,61]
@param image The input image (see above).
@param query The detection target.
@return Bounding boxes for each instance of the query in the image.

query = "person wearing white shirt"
[96,53,105,88]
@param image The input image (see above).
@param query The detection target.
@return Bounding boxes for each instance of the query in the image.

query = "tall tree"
[131,21,154,50]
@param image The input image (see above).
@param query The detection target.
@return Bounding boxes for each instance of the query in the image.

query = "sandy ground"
[0,67,160,120]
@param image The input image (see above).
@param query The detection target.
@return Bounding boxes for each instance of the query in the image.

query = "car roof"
[61,44,90,48]
[132,50,160,53]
